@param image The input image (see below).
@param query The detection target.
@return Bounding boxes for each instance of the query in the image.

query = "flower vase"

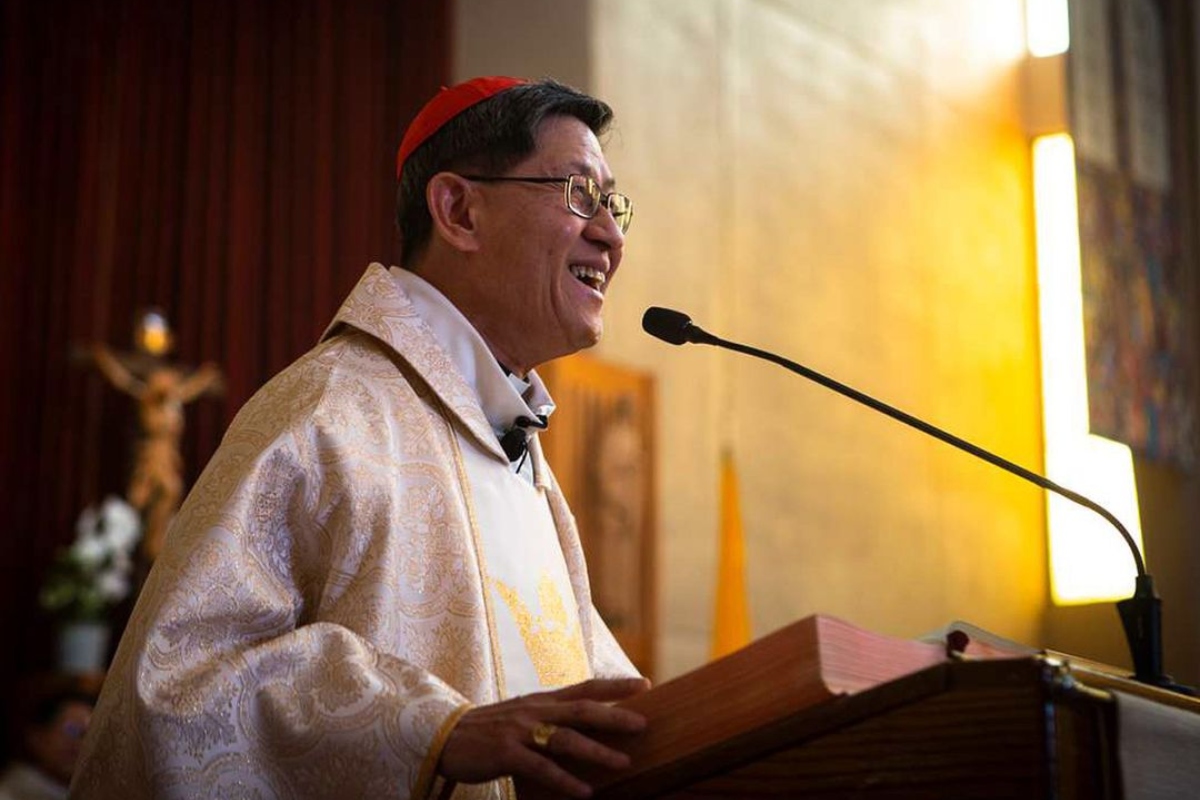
[57,621,111,674]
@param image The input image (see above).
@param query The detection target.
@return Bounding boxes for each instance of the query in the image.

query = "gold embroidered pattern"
[491,572,589,688]
[443,406,510,703]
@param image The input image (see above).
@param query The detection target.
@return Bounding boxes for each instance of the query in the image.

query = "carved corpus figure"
[88,318,222,560]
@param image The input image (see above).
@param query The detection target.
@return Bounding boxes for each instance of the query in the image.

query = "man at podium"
[73,77,648,800]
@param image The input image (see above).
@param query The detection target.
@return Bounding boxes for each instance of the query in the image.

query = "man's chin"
[543,325,602,365]
[574,321,604,351]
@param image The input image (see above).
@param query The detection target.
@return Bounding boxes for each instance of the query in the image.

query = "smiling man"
[73,78,646,800]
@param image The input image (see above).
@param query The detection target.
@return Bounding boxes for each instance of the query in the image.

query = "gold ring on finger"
[531,721,558,749]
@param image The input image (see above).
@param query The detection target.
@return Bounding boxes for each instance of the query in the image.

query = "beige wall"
[454,0,592,91]
[454,0,1159,681]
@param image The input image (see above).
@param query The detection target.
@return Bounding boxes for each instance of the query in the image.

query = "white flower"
[95,568,130,603]
[71,535,108,568]
[46,497,145,620]
[97,496,141,553]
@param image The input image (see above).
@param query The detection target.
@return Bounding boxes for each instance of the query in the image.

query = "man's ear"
[426,172,481,253]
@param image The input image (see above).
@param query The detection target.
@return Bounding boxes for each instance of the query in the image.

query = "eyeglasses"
[460,173,633,234]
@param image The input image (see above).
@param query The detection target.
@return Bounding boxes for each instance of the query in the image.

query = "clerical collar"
[388,267,555,459]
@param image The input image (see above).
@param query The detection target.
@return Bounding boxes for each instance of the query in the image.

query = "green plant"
[40,497,142,622]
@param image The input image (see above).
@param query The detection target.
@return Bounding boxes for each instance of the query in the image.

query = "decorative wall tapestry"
[1069,0,1196,467]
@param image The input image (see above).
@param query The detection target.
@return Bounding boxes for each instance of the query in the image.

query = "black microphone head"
[642,307,695,345]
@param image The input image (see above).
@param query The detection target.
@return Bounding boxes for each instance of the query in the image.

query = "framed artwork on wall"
[538,353,657,678]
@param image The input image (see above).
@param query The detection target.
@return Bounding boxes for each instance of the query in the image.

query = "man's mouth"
[569,264,607,292]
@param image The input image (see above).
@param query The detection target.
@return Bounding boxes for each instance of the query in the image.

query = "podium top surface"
[585,655,1200,800]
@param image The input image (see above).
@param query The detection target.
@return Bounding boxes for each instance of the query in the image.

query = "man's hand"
[438,676,651,798]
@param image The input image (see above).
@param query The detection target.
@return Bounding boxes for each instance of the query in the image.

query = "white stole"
[391,268,590,697]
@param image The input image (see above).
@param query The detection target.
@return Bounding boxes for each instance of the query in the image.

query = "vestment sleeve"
[588,605,642,679]
[72,367,483,800]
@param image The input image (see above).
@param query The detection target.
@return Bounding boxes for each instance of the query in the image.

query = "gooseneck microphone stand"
[643,306,1192,694]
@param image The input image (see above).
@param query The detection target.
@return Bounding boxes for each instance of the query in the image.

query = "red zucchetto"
[395,76,527,179]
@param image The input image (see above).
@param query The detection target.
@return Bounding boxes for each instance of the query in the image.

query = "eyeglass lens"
[568,175,632,233]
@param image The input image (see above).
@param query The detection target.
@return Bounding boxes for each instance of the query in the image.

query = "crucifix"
[86,310,223,561]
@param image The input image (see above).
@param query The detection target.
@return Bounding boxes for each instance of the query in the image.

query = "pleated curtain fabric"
[0,0,448,698]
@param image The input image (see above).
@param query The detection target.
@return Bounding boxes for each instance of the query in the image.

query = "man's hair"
[5,674,99,760]
[395,79,614,268]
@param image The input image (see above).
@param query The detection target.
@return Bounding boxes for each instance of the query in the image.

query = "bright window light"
[1026,0,1070,57]
[1032,134,1143,604]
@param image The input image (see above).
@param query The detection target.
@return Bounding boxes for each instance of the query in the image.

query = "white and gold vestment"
[72,264,636,800]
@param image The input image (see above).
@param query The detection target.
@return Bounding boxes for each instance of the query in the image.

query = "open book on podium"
[520,613,1200,799]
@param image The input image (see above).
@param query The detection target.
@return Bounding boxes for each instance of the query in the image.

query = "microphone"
[643,305,1189,694]
[498,415,548,466]
[642,307,719,345]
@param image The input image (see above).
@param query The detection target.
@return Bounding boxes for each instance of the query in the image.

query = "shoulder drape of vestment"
[71,264,636,800]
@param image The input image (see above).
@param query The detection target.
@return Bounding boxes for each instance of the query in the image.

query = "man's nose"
[585,205,626,251]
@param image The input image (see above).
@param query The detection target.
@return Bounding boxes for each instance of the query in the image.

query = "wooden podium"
[531,619,1200,799]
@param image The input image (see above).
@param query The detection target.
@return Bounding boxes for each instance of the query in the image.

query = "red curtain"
[0,0,448,699]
